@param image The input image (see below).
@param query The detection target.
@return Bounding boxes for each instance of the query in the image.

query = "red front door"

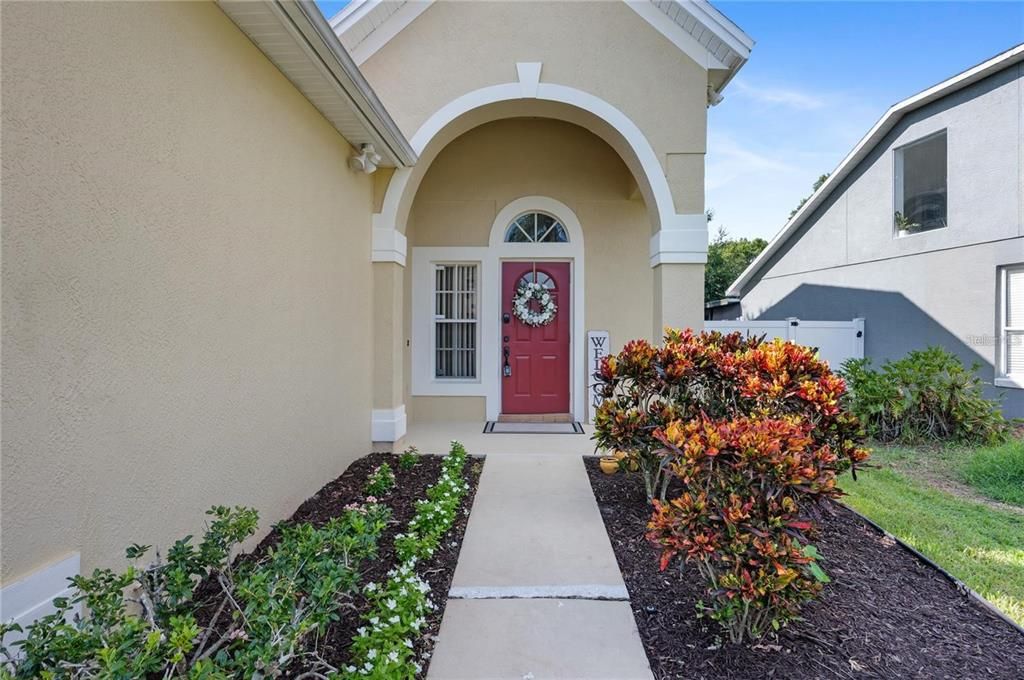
[501,261,571,414]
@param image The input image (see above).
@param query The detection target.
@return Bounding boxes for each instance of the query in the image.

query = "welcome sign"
[587,330,610,423]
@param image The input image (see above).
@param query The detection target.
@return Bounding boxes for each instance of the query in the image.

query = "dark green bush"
[0,503,389,678]
[840,347,1012,445]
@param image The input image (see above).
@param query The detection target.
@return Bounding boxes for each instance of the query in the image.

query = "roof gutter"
[284,1,417,166]
[727,43,1024,297]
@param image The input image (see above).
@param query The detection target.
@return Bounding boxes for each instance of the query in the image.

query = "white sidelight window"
[893,130,947,235]
[434,264,478,379]
[999,265,1024,387]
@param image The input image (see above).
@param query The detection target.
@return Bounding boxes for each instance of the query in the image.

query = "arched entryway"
[405,118,647,423]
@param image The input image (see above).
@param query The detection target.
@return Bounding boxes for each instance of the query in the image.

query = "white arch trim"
[410,197,587,421]
[371,68,708,267]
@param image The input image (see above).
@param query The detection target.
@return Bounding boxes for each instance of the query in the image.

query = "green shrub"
[398,446,420,471]
[840,347,1012,445]
[0,503,389,678]
[962,439,1024,506]
[365,462,396,496]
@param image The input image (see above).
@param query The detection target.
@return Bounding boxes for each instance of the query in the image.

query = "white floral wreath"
[513,281,557,327]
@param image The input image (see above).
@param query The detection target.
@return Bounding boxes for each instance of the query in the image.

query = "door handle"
[503,346,511,377]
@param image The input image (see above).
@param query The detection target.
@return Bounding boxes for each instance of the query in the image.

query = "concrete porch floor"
[400,420,599,456]
[423,447,653,680]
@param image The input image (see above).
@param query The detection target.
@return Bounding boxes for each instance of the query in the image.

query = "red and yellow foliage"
[592,330,870,642]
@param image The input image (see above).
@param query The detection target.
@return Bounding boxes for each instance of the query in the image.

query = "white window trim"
[410,197,586,420]
[892,129,948,239]
[996,264,1024,389]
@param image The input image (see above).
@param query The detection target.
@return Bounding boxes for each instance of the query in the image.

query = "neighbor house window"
[894,130,947,235]
[434,264,478,379]
[999,265,1024,386]
[504,212,569,243]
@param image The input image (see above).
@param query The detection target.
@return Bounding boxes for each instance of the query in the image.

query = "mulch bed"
[194,452,483,678]
[584,457,1024,680]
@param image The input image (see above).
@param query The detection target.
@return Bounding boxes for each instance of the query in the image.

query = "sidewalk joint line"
[448,585,630,601]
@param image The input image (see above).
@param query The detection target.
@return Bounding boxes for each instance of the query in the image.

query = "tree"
[704,225,767,302]
[789,173,830,219]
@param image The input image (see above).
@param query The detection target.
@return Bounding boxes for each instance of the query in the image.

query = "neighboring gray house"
[727,45,1024,418]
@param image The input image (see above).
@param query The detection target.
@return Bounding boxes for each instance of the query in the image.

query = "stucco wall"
[359,0,708,215]
[740,65,1024,416]
[404,118,655,419]
[1,1,374,584]
[361,1,707,160]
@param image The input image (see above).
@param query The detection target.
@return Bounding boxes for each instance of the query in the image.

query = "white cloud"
[704,131,843,239]
[704,133,799,192]
[731,79,827,110]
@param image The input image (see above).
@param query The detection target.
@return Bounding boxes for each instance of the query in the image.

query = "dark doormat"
[483,421,585,434]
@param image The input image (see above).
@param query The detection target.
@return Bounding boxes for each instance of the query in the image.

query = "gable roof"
[728,43,1024,297]
[330,0,753,101]
[218,0,416,167]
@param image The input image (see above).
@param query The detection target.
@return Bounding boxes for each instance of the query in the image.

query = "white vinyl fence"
[704,318,865,371]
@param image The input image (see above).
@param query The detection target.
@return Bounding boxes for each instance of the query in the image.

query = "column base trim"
[371,404,407,443]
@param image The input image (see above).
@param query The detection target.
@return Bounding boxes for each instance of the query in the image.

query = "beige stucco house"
[0,0,751,628]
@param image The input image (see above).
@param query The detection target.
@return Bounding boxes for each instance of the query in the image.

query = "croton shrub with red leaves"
[593,329,866,501]
[592,329,869,643]
[649,415,859,642]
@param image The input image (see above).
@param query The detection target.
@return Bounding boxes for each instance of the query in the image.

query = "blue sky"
[316,1,1023,240]
[708,1,1023,239]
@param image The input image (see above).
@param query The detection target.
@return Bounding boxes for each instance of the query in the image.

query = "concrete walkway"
[427,453,654,680]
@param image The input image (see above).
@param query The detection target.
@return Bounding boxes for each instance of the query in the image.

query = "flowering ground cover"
[586,457,1024,679]
[227,447,483,678]
[0,448,482,678]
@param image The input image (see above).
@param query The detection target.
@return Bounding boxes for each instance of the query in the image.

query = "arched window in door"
[516,270,556,291]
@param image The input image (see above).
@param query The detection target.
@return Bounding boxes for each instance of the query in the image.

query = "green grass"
[841,452,1024,625]
[962,440,1024,506]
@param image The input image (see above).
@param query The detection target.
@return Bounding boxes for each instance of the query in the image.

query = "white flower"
[367,649,378,660]
[388,650,400,663]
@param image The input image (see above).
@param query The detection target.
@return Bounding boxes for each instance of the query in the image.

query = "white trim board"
[371,226,407,265]
[371,404,408,442]
[410,197,587,421]
[0,553,81,645]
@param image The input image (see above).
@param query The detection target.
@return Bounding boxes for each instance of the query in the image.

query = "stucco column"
[652,151,706,338]
[371,228,407,446]
[653,263,705,339]
[649,208,707,340]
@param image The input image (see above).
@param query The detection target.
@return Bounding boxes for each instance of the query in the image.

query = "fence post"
[785,317,800,342]
[852,317,865,359]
